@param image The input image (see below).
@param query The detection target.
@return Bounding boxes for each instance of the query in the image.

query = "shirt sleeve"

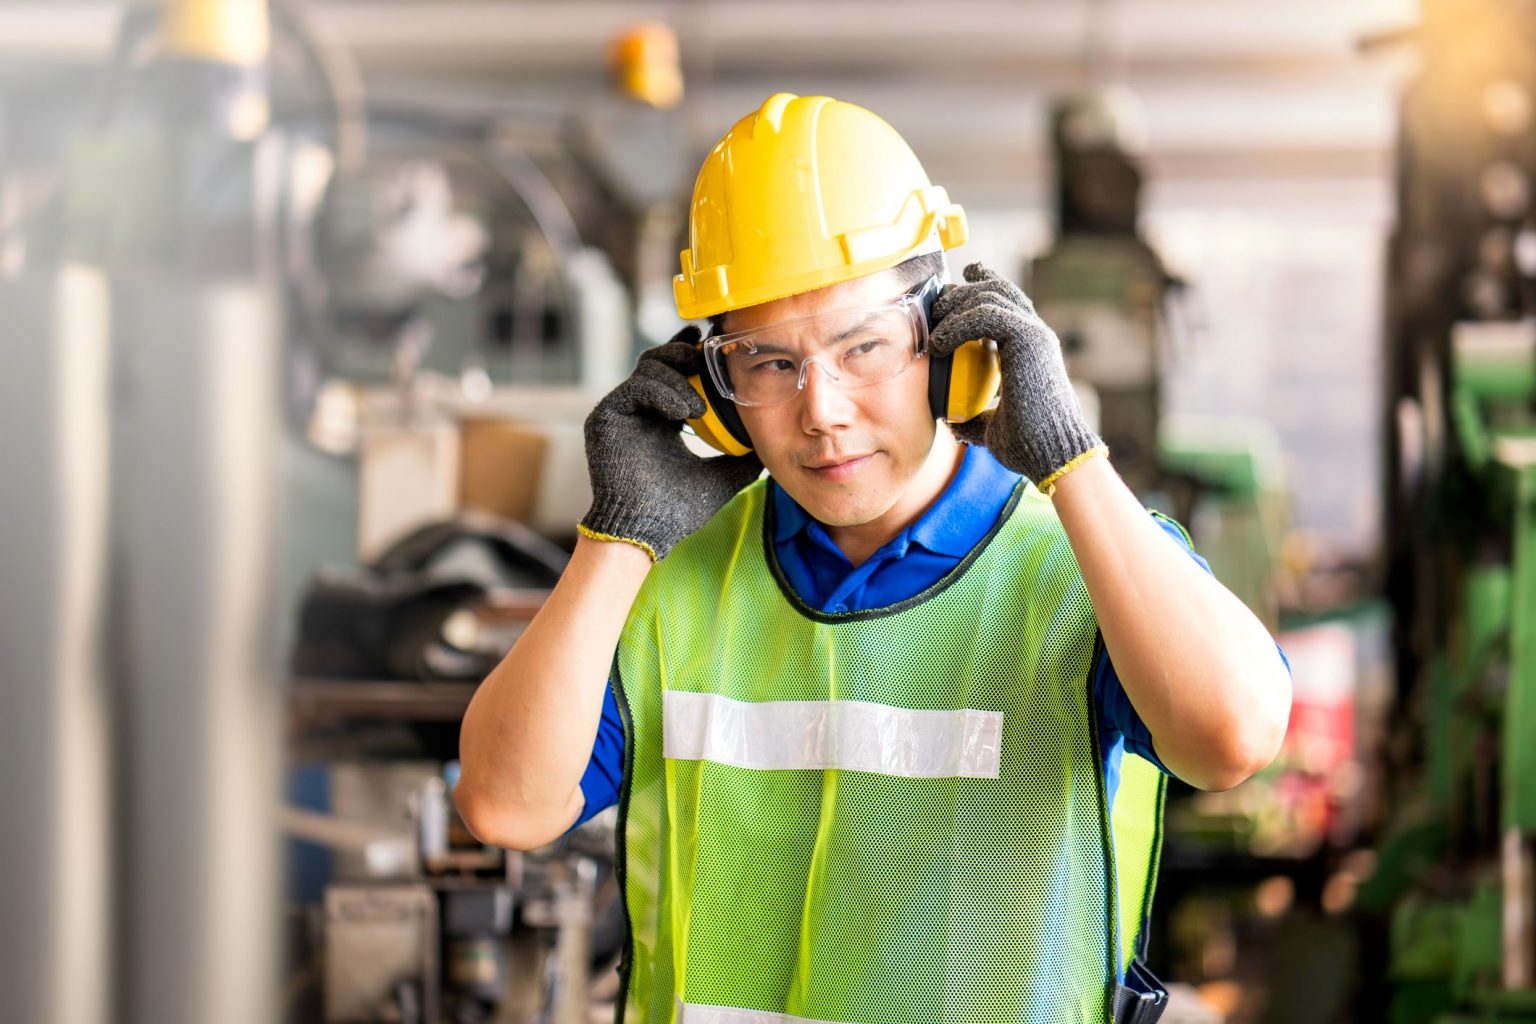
[567,679,626,831]
[1092,514,1215,774]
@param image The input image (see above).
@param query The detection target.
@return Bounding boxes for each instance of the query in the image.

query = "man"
[457,93,1291,1024]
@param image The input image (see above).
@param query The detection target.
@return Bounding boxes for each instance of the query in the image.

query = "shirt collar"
[771,474,815,544]
[769,443,1022,558]
[907,443,1021,556]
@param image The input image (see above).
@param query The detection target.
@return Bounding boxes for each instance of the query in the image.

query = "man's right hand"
[459,327,759,850]
[579,325,763,561]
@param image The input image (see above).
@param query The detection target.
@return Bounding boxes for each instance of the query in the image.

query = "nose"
[797,358,854,435]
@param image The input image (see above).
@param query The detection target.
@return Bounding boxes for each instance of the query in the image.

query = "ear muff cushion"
[695,358,754,452]
[686,376,751,457]
[927,341,1001,424]
[944,339,1001,422]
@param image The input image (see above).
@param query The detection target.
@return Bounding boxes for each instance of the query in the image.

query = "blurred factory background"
[6,0,1536,1021]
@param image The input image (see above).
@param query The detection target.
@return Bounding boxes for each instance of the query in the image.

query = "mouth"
[803,453,877,483]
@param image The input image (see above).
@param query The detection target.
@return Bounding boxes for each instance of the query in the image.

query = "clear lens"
[706,296,924,406]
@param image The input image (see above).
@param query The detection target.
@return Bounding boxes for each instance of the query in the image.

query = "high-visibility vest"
[613,478,1164,1024]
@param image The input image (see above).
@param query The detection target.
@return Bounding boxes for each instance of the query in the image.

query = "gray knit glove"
[579,326,763,561]
[927,262,1103,489]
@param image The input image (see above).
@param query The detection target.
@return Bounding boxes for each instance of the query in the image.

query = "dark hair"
[704,249,947,337]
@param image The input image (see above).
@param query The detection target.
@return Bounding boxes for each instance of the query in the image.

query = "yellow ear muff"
[686,375,753,456]
[944,339,1001,423]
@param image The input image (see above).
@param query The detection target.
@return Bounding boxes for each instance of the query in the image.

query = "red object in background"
[1277,623,1358,775]
[1265,623,1361,849]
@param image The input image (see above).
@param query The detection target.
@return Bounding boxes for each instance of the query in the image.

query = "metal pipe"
[0,265,113,1024]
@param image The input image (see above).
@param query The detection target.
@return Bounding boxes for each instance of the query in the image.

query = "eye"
[844,338,890,360]
[747,356,796,375]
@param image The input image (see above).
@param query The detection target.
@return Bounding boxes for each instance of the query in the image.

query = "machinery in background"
[1027,89,1183,498]
[0,2,659,1020]
[284,503,639,1024]
[291,513,568,684]
[1,2,296,1022]
[294,113,636,547]
[565,21,692,350]
[286,764,621,1024]
[301,138,632,407]
[1368,0,1536,1019]
[1158,416,1289,634]
[1025,91,1399,1024]
[276,23,678,1022]
[284,514,624,1024]
[1028,89,1291,629]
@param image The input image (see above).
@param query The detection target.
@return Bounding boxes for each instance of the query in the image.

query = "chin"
[793,488,893,528]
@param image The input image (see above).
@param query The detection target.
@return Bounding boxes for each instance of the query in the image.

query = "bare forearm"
[456,537,651,848]
[1050,457,1291,790]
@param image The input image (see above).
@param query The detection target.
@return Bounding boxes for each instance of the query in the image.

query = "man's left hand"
[927,262,1103,488]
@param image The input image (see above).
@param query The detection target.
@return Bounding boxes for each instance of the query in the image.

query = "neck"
[825,427,965,568]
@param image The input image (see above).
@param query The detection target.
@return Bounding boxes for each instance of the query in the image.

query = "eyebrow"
[728,307,895,361]
[826,312,887,347]
[738,340,795,357]
[742,312,887,357]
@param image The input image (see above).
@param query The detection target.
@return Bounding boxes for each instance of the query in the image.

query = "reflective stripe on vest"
[676,999,848,1024]
[614,478,1162,1024]
[662,692,1005,778]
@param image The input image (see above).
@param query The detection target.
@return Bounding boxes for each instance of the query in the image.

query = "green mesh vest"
[612,477,1165,1024]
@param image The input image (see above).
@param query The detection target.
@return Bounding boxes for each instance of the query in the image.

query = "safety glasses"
[702,275,942,407]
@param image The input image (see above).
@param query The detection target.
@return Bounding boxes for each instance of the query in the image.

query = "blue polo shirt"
[571,444,1212,830]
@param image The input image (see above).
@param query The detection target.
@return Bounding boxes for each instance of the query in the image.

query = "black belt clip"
[1111,959,1168,1024]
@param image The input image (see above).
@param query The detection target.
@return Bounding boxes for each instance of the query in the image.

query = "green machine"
[1158,418,1288,634]
[1371,321,1536,1023]
[1367,1,1536,1019]
[1372,322,1536,1023]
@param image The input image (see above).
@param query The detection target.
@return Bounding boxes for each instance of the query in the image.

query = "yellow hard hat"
[674,92,969,321]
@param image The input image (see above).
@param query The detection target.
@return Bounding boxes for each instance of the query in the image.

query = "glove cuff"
[580,496,667,562]
[576,522,659,563]
[1036,443,1109,496]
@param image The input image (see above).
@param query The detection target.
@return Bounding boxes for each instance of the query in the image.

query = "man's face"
[725,269,941,529]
